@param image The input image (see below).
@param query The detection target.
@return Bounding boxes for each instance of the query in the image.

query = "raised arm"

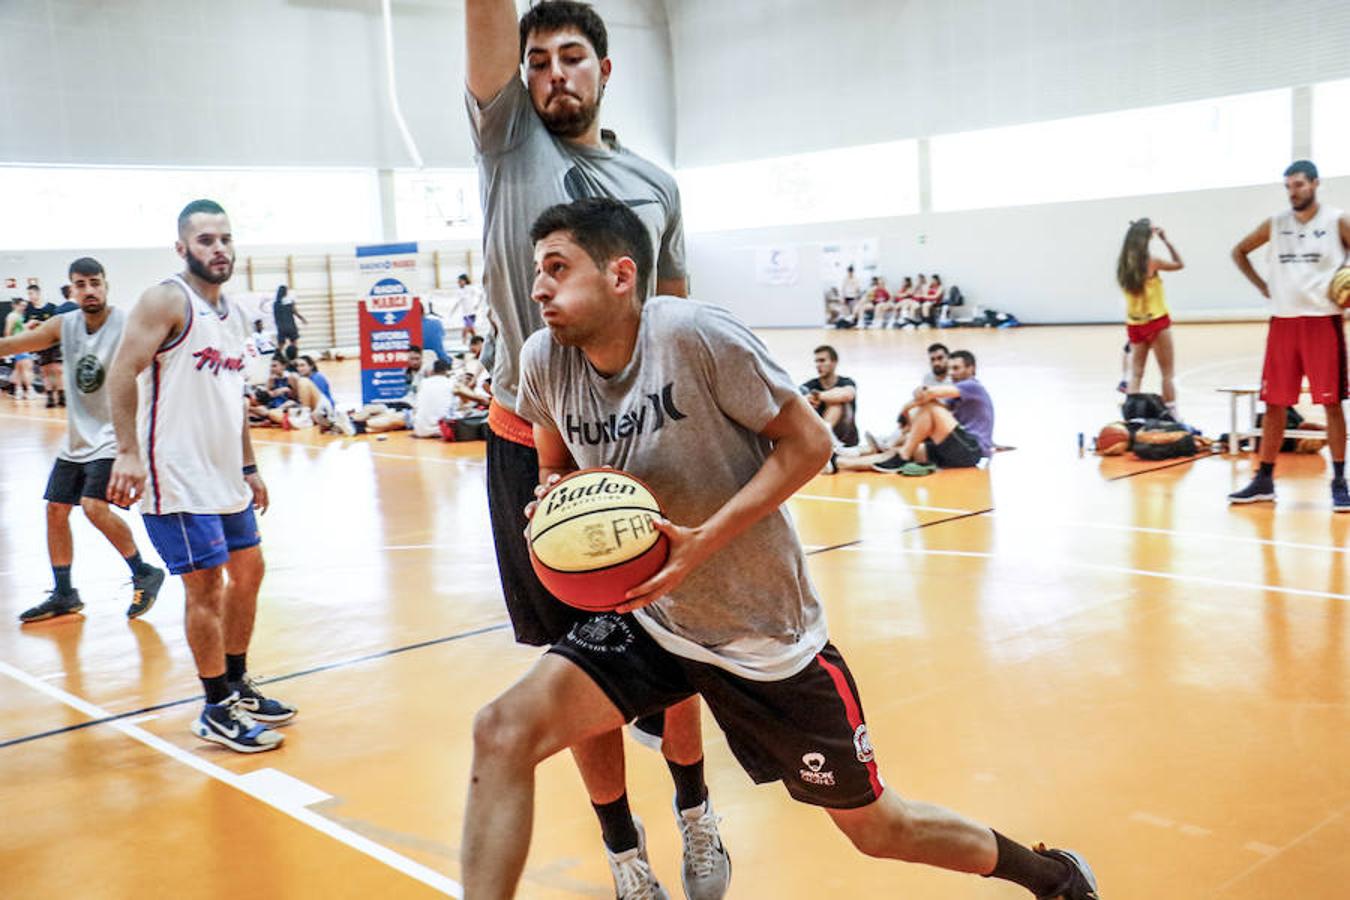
[466,0,521,104]
[105,285,187,508]
[0,315,61,356]
[1151,227,1184,273]
[1231,219,1272,298]
[618,394,831,611]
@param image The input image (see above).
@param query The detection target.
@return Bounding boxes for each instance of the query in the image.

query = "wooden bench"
[1216,386,1328,455]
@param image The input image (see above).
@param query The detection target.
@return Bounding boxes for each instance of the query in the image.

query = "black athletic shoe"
[1227,475,1275,505]
[126,566,166,619]
[1034,845,1101,899]
[19,590,84,623]
[1333,478,1350,513]
[870,455,905,473]
[45,393,56,408]
[228,674,297,723]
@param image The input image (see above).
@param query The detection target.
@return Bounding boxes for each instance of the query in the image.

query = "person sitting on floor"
[800,344,859,447]
[873,349,994,472]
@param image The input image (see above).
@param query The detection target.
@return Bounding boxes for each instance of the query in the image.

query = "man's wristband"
[242,464,258,476]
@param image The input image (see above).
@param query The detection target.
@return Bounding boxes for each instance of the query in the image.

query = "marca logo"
[799,751,836,786]
[192,347,245,376]
[564,383,687,446]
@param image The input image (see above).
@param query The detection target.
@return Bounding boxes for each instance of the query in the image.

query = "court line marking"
[0,659,462,897]
[1211,808,1347,895]
[835,546,1350,602]
[0,622,512,750]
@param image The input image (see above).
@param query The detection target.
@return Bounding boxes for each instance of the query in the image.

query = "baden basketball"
[1330,266,1350,309]
[528,468,669,611]
[1096,422,1131,456]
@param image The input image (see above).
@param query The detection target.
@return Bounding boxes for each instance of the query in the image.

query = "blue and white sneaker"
[1227,475,1275,505]
[191,693,284,753]
[675,798,730,900]
[1332,478,1350,513]
[228,674,297,723]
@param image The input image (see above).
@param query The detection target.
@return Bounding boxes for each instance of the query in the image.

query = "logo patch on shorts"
[799,751,836,786]
[569,614,635,654]
[853,724,874,763]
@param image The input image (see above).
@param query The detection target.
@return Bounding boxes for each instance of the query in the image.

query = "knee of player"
[836,799,917,860]
[46,502,73,522]
[471,698,545,767]
[78,496,111,521]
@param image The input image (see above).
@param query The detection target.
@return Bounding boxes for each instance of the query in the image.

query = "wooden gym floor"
[1,323,1347,899]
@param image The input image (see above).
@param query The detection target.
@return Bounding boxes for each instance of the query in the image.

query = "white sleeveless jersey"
[59,307,126,463]
[1267,205,1347,318]
[136,275,252,515]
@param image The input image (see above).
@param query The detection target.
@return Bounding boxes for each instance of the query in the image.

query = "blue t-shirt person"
[947,378,994,455]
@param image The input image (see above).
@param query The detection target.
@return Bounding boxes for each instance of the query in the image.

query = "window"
[678,140,920,233]
[392,169,483,242]
[931,90,1292,212]
[0,165,382,250]
[1312,79,1350,178]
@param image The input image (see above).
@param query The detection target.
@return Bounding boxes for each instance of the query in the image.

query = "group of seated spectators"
[826,266,957,329]
[245,337,493,441]
[803,342,997,476]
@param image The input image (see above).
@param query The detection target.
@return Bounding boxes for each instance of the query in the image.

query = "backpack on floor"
[1131,419,1198,460]
[1121,392,1172,422]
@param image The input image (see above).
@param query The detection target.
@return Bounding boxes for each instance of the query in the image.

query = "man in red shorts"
[1229,159,1350,511]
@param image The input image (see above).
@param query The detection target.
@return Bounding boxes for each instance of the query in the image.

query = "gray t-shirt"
[60,307,126,463]
[467,79,686,412]
[518,297,829,681]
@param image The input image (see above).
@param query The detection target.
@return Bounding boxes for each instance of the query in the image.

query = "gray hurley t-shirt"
[518,297,829,681]
[467,78,686,412]
[60,307,126,463]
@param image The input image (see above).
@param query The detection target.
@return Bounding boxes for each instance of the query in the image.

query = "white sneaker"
[334,408,357,436]
[675,799,731,900]
[606,818,670,900]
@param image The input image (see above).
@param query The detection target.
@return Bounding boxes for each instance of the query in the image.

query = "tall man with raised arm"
[464,2,728,896]
[106,200,296,754]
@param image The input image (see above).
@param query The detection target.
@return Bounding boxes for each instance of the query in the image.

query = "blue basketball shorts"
[142,507,261,575]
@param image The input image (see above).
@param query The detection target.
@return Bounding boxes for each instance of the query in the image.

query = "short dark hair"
[469,335,485,346]
[431,359,451,375]
[457,273,470,283]
[68,257,105,279]
[813,345,839,362]
[1284,159,1319,181]
[26,283,40,292]
[178,199,227,235]
[519,1,608,61]
[530,197,654,297]
[408,344,422,354]
[927,342,949,355]
[949,350,976,369]
[61,284,71,299]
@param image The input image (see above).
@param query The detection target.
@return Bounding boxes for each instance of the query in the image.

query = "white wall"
[686,174,1350,326]
[0,0,676,169]
[664,0,1350,167]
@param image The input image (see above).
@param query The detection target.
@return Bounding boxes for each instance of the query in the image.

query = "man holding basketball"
[1229,160,1350,511]
[464,1,728,896]
[459,197,1101,900]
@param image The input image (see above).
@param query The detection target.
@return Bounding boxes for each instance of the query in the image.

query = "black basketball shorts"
[43,457,115,506]
[550,613,885,810]
[925,424,983,468]
[485,430,590,646]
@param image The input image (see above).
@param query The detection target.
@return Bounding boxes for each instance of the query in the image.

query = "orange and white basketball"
[1329,266,1350,309]
[528,468,669,611]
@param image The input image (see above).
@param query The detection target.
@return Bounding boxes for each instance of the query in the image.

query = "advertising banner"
[356,242,423,404]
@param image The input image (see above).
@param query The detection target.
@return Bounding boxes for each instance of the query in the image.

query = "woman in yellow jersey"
[1117,218,1184,410]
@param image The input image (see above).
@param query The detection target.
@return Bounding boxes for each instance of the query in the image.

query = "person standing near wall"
[271,285,306,361]
[1116,218,1183,418]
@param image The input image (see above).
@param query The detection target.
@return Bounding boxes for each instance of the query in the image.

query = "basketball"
[1330,266,1350,309]
[527,468,670,611]
[1096,422,1131,455]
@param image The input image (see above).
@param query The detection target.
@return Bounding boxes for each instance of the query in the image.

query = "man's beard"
[187,252,233,284]
[539,92,600,139]
[1291,193,1315,212]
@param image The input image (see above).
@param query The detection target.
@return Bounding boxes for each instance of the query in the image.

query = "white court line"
[0,660,462,897]
[1211,809,1347,893]
[250,438,482,467]
[837,546,1350,602]
[791,494,1349,555]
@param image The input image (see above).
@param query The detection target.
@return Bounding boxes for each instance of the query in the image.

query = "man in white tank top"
[0,258,166,624]
[106,200,296,754]
[1229,160,1350,511]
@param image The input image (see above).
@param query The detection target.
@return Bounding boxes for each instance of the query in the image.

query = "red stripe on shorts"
[815,652,883,800]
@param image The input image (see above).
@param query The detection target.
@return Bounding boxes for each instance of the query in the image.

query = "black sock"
[201,673,231,705]
[226,653,247,683]
[1334,460,1346,480]
[666,757,708,812]
[53,565,73,595]
[986,831,1071,896]
[1258,461,1275,479]
[124,551,150,577]
[592,794,640,853]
